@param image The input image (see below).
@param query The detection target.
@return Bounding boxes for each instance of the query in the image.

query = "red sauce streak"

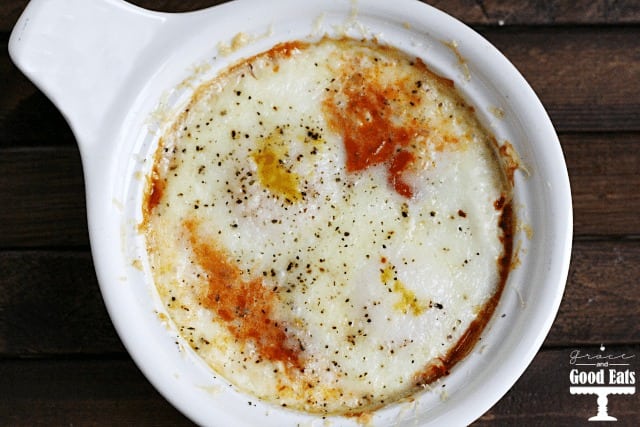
[389,149,415,199]
[184,220,302,370]
[323,72,418,198]
[266,40,308,72]
[146,177,164,212]
[498,140,520,185]
[414,198,514,387]
[494,194,506,210]
[268,41,306,58]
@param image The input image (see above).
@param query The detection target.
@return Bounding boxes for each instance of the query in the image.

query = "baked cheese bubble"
[142,37,514,415]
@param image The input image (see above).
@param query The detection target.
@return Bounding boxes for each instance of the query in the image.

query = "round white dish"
[9,0,572,425]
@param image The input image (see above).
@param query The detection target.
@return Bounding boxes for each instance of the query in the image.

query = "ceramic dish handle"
[8,0,166,150]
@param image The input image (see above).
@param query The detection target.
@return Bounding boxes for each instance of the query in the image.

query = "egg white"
[143,37,510,415]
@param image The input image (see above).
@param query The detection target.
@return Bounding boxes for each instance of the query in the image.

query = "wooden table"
[1,0,638,425]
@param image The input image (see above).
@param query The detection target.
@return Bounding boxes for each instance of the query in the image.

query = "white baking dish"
[9,0,572,425]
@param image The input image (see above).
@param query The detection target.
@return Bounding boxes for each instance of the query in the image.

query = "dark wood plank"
[1,347,638,425]
[0,358,192,426]
[0,51,76,147]
[0,147,88,247]
[480,27,640,133]
[0,251,123,355]
[130,0,640,26]
[1,133,637,248]
[1,239,637,355]
[434,0,640,25]
[545,240,640,346]
[474,345,640,426]
[564,133,640,236]
[3,0,640,33]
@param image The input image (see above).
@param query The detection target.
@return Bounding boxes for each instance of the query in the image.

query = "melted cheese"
[143,37,513,415]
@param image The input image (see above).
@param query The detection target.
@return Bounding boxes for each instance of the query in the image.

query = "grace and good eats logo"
[569,345,636,422]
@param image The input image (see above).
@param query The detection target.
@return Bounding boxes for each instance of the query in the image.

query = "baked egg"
[142,37,514,415]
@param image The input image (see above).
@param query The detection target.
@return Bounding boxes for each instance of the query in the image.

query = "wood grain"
[480,27,640,133]
[0,251,122,355]
[474,345,640,426]
[0,359,192,426]
[2,0,640,32]
[432,0,640,25]
[565,133,640,236]
[0,240,637,355]
[0,147,87,247]
[0,49,75,146]
[545,240,640,346]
